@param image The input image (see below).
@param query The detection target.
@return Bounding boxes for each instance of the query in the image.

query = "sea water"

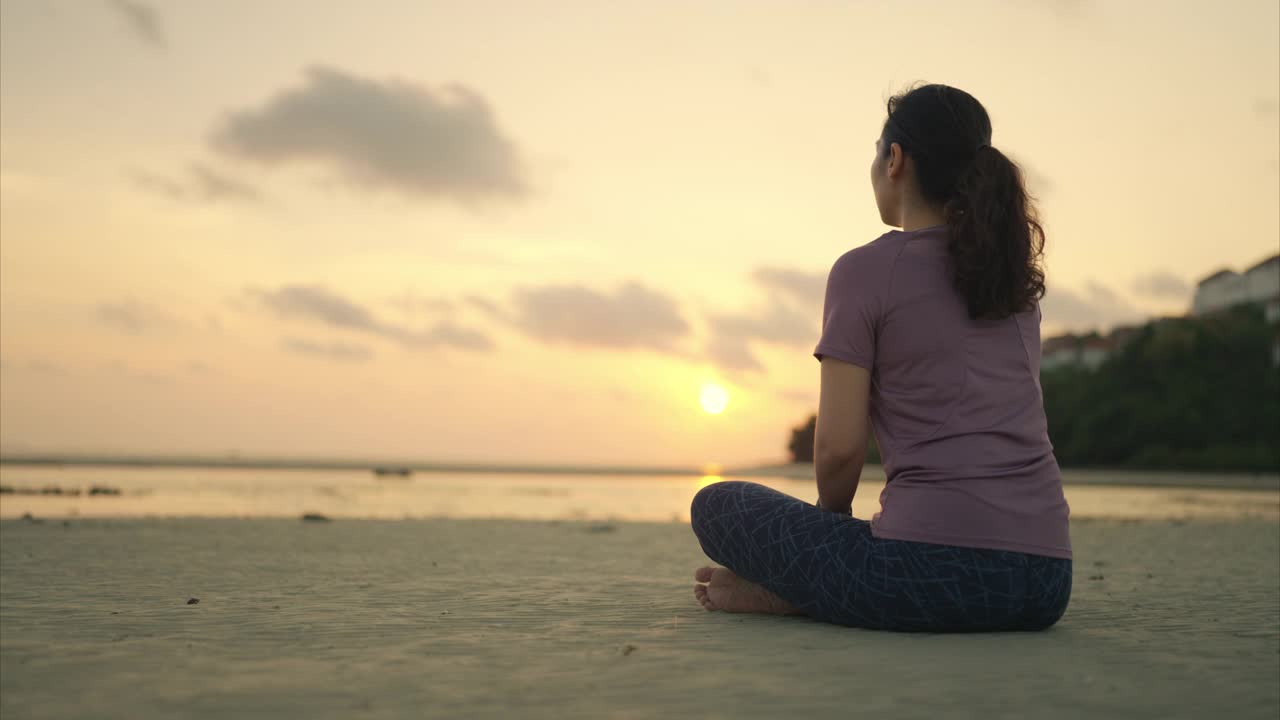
[1,464,1276,523]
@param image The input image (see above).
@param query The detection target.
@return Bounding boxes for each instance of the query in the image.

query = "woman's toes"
[695,566,716,583]
[693,584,716,610]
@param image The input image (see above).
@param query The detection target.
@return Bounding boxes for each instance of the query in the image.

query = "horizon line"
[0,451,776,477]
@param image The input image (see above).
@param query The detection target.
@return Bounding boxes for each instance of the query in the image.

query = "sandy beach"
[2,514,1277,719]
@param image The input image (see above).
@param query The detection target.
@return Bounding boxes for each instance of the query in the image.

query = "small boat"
[372,467,413,478]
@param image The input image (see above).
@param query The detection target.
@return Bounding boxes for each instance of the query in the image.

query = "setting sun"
[699,383,730,414]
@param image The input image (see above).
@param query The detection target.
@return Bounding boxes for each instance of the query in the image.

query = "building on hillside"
[1041,334,1118,371]
[1192,254,1280,316]
[1079,337,1114,370]
[1193,269,1247,314]
[1108,324,1144,347]
[1041,334,1081,371]
[1245,254,1280,298]
[1246,255,1280,323]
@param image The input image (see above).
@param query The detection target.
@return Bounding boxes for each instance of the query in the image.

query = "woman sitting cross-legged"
[690,83,1072,633]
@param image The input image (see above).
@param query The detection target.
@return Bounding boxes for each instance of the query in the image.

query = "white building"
[1192,254,1280,316]
[1245,255,1280,322]
[1041,334,1116,371]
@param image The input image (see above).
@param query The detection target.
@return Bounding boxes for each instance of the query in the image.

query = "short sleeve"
[812,248,885,370]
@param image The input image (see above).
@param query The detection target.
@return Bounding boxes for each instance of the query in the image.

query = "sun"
[699,383,730,414]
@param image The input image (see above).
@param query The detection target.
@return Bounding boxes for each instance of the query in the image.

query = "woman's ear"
[887,142,905,180]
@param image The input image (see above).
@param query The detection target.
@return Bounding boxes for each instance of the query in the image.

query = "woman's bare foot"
[692,566,801,616]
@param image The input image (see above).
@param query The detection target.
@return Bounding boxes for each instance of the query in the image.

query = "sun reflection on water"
[697,474,724,489]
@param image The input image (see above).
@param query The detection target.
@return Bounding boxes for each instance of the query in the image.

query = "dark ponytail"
[881,84,1046,320]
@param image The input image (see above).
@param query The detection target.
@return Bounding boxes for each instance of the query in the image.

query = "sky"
[1,0,1277,466]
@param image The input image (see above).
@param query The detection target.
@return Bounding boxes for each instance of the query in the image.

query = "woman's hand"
[815,497,853,516]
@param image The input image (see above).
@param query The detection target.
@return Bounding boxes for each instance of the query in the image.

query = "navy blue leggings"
[690,480,1072,632]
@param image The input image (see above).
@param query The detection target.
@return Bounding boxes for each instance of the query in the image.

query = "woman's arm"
[815,356,872,515]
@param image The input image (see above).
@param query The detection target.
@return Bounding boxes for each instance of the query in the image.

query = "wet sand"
[2,516,1278,719]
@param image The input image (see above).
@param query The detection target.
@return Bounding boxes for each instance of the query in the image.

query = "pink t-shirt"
[814,225,1072,559]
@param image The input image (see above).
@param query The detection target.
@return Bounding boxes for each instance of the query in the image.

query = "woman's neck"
[900,194,947,231]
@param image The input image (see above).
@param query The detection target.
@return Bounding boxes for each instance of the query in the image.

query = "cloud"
[1018,162,1054,196]
[466,295,502,317]
[706,334,767,372]
[255,285,378,331]
[105,0,165,49]
[132,164,261,203]
[387,292,455,316]
[104,360,172,384]
[407,322,492,351]
[95,300,180,334]
[1132,271,1191,301]
[203,314,225,333]
[24,359,67,375]
[709,302,815,346]
[282,337,374,363]
[1026,0,1089,18]
[210,66,527,203]
[1040,280,1143,332]
[705,267,825,372]
[751,267,826,309]
[187,361,218,375]
[130,171,186,199]
[189,165,261,201]
[508,282,689,351]
[250,285,492,351]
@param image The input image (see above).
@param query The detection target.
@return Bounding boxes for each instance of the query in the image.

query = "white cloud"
[508,282,689,351]
[95,300,181,334]
[1040,280,1144,332]
[132,164,261,203]
[282,337,374,363]
[251,285,492,351]
[1132,271,1191,301]
[210,66,528,204]
[705,267,824,373]
[104,0,165,49]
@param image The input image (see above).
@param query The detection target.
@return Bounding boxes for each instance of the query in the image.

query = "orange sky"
[1,0,1277,466]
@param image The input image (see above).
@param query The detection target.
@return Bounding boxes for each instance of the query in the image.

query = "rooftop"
[1042,335,1078,354]
[1245,254,1280,274]
[1197,268,1238,286]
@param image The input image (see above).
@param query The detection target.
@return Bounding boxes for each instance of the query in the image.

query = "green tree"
[1042,304,1279,472]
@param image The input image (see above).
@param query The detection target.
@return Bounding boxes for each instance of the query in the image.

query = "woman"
[690,83,1072,632]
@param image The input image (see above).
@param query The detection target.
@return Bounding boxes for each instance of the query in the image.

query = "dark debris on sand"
[3,485,122,496]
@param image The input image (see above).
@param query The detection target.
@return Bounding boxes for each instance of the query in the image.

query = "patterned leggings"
[690,480,1072,632]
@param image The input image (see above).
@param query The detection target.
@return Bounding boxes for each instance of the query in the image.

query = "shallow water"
[1,465,1276,523]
